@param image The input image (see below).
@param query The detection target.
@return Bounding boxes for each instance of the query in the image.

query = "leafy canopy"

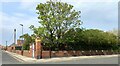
[30,1,82,47]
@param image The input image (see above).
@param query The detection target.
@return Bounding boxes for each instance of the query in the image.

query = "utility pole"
[14,29,16,44]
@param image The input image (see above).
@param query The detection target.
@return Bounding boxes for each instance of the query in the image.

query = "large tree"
[30,1,82,49]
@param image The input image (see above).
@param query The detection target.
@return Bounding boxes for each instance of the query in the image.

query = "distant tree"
[107,29,120,50]
[80,29,118,50]
[107,28,118,36]
[64,29,118,50]
[20,33,34,50]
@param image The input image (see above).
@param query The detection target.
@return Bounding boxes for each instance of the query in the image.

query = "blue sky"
[0,0,119,46]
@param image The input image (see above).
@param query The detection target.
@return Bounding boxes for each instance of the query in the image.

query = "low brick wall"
[7,49,119,59]
[15,50,22,55]
[7,47,11,52]
[54,51,65,57]
[42,51,50,58]
[23,50,30,57]
[11,50,16,53]
[41,51,81,58]
[52,51,65,57]
[40,50,117,58]
[16,50,19,54]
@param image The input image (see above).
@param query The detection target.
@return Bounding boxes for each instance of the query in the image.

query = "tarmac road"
[1,50,21,64]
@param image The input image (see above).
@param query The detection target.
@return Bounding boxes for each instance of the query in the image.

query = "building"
[0,45,2,49]
[17,39,24,46]
[0,44,6,50]
[7,39,24,51]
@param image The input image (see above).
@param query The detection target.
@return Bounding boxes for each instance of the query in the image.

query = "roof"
[9,43,16,46]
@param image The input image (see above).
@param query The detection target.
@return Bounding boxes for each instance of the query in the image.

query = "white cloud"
[18,0,119,13]
[0,8,2,44]
[1,0,119,2]
[60,0,119,2]
[2,11,39,29]
[20,0,47,9]
[1,11,40,44]
[19,0,41,12]
[1,0,21,2]
[21,0,46,2]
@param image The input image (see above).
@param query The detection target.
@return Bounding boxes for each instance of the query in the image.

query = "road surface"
[1,50,21,64]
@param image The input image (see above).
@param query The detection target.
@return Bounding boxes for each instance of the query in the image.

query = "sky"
[0,0,119,46]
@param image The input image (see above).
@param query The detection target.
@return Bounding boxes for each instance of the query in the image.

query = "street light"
[20,24,24,55]
[20,24,23,42]
[20,24,23,38]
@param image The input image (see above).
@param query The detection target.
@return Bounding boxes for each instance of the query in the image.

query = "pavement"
[47,56,118,64]
[2,50,119,64]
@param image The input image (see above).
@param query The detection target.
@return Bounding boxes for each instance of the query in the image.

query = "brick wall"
[6,49,119,59]
[23,50,30,57]
[15,50,22,55]
[42,51,50,58]
[40,50,117,58]
[7,47,12,52]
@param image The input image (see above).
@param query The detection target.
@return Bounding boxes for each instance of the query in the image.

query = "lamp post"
[20,24,23,38]
[20,24,24,55]
[20,24,23,42]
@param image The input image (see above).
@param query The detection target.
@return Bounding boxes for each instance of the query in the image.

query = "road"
[1,50,21,64]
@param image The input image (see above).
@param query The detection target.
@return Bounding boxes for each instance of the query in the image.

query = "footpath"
[5,50,118,63]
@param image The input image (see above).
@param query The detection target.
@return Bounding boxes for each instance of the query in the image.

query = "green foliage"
[30,1,82,49]
[64,29,118,50]
[20,33,34,50]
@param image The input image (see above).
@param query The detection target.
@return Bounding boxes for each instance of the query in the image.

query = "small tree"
[20,33,34,50]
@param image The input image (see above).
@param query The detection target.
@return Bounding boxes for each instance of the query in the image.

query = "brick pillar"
[35,37,41,59]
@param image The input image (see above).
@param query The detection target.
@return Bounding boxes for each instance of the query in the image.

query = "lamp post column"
[20,24,24,55]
